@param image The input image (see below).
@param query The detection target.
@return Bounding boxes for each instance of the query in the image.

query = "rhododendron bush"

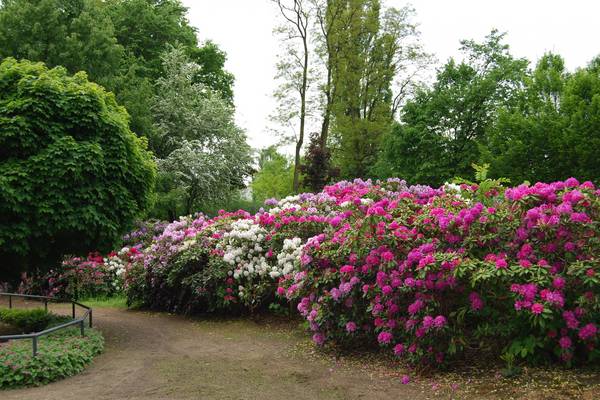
[63,178,600,367]
[21,250,136,300]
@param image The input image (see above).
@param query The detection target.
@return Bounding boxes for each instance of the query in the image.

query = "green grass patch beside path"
[79,295,128,309]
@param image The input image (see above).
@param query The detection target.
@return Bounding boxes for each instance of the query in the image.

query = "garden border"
[0,293,93,357]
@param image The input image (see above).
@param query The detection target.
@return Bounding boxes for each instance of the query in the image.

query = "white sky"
[183,0,600,150]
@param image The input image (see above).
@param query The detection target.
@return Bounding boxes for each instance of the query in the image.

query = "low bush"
[0,328,104,388]
[0,309,51,333]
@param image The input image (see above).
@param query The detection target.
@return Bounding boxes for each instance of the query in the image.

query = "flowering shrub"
[56,177,598,369]
[26,250,138,300]
[279,178,599,368]
[122,219,169,249]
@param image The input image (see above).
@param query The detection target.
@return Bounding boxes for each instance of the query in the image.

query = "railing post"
[89,309,93,328]
[32,336,38,357]
[72,302,76,319]
[8,295,12,309]
[44,300,48,312]
[80,320,85,337]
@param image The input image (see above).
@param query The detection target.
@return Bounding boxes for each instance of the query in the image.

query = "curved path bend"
[3,307,424,400]
[4,306,600,400]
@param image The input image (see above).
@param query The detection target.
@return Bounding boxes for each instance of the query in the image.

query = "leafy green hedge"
[0,327,104,389]
[0,308,51,333]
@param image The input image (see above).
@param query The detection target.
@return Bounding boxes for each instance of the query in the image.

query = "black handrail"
[0,292,93,357]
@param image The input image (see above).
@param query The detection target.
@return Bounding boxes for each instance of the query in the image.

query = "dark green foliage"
[0,327,104,388]
[376,30,528,186]
[484,54,600,183]
[0,308,51,333]
[0,0,235,140]
[0,58,156,278]
[0,0,124,85]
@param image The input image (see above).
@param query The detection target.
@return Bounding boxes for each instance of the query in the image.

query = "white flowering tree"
[151,45,252,217]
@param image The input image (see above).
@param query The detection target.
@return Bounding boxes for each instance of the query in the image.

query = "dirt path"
[3,307,427,400]
[3,305,600,400]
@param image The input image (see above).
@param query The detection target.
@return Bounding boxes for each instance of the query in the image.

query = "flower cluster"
[29,249,140,299]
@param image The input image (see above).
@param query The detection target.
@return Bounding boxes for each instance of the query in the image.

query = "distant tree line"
[264,0,599,197]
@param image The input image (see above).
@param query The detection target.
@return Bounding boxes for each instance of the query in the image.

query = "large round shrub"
[0,58,156,281]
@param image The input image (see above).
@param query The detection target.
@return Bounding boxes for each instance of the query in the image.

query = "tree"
[0,0,123,85]
[325,1,428,179]
[150,46,252,218]
[376,30,528,185]
[301,132,338,191]
[0,0,236,142]
[482,53,566,182]
[483,53,600,183]
[272,0,312,193]
[251,147,295,202]
[0,58,156,281]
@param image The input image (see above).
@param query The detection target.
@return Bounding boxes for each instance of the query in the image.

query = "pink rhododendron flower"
[346,321,357,333]
[531,303,544,315]
[578,323,597,340]
[559,336,572,349]
[312,333,326,346]
[393,343,405,356]
[377,331,393,344]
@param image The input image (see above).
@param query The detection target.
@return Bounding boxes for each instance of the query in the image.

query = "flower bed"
[0,327,104,389]
[56,178,600,369]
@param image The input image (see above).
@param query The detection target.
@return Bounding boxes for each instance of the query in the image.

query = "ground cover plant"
[0,327,104,389]
[27,177,599,376]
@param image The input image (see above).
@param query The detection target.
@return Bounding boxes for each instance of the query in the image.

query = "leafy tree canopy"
[149,46,251,218]
[376,30,528,185]
[0,0,235,141]
[0,58,156,281]
[251,146,295,203]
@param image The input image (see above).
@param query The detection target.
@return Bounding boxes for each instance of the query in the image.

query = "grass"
[79,295,128,309]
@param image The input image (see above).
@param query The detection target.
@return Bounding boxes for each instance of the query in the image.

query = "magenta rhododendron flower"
[578,323,597,340]
[393,343,405,356]
[377,331,393,344]
[531,303,544,315]
[433,316,447,328]
[469,292,484,311]
[346,321,357,333]
[559,336,572,349]
[312,333,326,346]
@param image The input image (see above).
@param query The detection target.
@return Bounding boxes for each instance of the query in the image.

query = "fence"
[0,292,93,357]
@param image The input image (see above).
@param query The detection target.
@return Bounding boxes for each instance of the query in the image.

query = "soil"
[1,301,600,400]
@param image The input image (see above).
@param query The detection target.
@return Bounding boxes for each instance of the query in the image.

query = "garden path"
[3,306,426,400]
[4,305,600,400]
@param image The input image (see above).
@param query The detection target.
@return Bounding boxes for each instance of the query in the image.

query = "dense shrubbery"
[0,309,51,333]
[43,178,599,370]
[0,58,156,282]
[0,327,104,388]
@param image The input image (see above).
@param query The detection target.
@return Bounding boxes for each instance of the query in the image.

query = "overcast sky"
[183,0,600,150]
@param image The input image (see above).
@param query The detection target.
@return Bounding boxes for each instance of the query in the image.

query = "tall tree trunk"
[293,33,309,193]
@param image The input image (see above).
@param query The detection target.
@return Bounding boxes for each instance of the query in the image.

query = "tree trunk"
[293,27,309,193]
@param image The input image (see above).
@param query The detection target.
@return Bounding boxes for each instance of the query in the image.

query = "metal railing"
[0,293,93,357]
